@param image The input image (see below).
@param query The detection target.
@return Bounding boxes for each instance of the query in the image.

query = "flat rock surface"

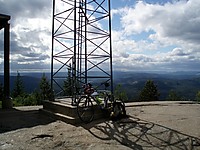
[0,102,200,150]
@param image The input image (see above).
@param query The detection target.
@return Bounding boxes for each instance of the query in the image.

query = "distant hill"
[1,71,200,101]
[0,75,41,93]
[113,71,200,101]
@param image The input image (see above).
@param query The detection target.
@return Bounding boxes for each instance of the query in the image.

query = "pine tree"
[12,71,24,97]
[39,73,52,100]
[0,83,4,101]
[114,84,128,102]
[167,90,180,101]
[139,80,160,101]
[63,65,72,96]
[195,91,200,102]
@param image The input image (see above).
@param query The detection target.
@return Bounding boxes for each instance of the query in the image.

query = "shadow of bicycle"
[83,116,200,150]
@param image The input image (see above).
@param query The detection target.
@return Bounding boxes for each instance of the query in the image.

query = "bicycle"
[76,83,126,123]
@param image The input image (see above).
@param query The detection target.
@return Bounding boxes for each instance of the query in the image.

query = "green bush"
[12,92,42,107]
[195,91,200,102]
[167,90,180,101]
[114,84,128,102]
[10,72,50,107]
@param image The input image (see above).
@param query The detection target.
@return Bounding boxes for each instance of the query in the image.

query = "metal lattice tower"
[51,0,113,104]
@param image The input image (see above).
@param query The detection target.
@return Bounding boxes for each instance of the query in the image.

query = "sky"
[0,0,200,73]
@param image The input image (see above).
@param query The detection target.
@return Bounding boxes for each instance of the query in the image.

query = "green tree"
[139,80,160,101]
[167,90,180,101]
[39,73,52,100]
[12,90,42,107]
[195,91,200,102]
[0,83,4,101]
[114,84,128,102]
[12,71,24,97]
[63,65,72,96]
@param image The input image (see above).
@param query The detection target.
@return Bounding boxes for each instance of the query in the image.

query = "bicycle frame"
[76,83,126,123]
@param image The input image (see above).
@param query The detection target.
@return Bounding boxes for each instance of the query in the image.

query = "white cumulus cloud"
[111,0,200,72]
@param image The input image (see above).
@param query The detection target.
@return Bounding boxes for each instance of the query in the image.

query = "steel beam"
[51,0,113,104]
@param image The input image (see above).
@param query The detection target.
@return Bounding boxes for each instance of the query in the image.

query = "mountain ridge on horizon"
[0,71,200,101]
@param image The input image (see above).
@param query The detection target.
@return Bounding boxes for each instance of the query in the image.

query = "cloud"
[111,0,200,72]
[1,0,200,73]
[118,0,200,40]
[113,51,200,72]
[170,48,188,56]
[0,0,51,21]
[0,0,52,72]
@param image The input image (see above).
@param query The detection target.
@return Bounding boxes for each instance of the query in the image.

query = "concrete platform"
[42,100,199,125]
[41,98,107,124]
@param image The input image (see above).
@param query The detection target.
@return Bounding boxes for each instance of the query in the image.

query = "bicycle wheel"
[77,96,94,123]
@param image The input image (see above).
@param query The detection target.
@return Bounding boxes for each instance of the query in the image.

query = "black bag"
[110,102,126,120]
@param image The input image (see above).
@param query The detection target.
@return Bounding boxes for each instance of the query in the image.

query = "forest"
[1,71,200,107]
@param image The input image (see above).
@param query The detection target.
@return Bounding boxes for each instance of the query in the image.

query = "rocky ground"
[0,101,200,150]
